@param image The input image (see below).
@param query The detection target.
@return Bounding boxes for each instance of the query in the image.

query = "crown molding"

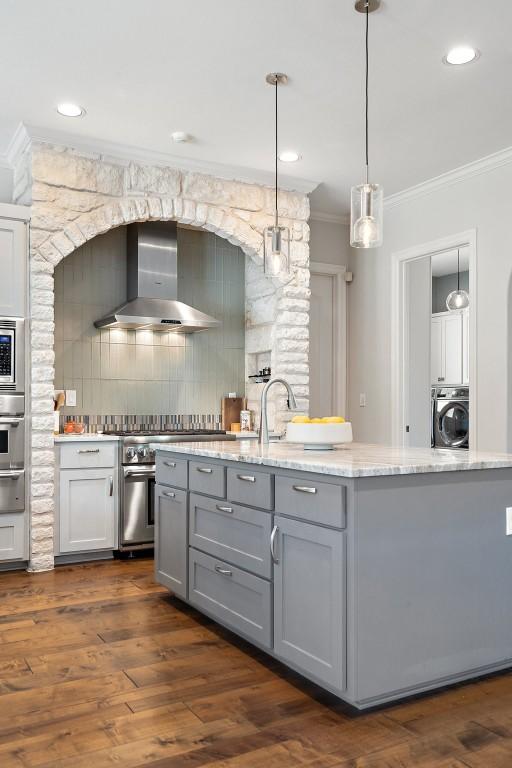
[309,210,350,225]
[385,144,512,209]
[4,123,319,196]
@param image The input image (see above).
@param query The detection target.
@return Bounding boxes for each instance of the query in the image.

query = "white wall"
[0,166,13,202]
[348,161,512,452]
[309,218,350,266]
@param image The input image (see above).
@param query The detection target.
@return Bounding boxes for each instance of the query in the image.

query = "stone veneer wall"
[12,141,311,572]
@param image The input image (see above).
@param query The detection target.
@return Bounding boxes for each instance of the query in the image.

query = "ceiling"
[0,0,510,217]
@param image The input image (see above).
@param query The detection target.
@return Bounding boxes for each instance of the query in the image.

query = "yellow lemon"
[291,415,310,424]
[310,418,323,423]
[322,416,345,423]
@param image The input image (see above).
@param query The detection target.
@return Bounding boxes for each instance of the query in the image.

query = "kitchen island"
[153,440,512,709]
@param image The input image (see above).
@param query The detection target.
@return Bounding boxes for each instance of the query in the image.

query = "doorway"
[309,262,347,418]
[390,231,477,449]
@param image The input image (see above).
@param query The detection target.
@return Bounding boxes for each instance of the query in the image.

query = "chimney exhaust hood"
[94,221,220,333]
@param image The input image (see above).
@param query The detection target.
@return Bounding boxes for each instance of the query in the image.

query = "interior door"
[444,313,463,385]
[309,271,335,417]
[404,256,432,447]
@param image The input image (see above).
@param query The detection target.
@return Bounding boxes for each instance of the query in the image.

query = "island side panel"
[353,468,512,705]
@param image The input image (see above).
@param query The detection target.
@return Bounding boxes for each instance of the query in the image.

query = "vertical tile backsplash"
[54,225,246,416]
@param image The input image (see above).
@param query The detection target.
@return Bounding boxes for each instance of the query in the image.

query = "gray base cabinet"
[273,515,346,690]
[154,485,188,599]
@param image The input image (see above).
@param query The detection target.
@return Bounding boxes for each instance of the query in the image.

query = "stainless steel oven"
[0,319,24,395]
[0,393,25,512]
[121,464,155,548]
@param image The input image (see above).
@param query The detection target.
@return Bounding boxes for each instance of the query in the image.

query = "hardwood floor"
[0,559,511,767]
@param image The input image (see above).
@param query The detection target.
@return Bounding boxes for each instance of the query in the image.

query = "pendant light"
[446,248,469,311]
[263,72,290,276]
[350,0,383,249]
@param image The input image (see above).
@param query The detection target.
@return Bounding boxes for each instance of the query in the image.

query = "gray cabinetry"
[189,548,272,648]
[189,460,226,498]
[154,485,188,599]
[189,492,272,578]
[275,475,346,528]
[273,515,346,690]
[226,467,274,510]
[59,469,117,553]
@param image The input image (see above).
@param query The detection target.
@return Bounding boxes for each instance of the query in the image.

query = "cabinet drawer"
[156,454,188,490]
[60,442,117,470]
[227,467,273,510]
[189,493,272,579]
[0,512,25,561]
[189,548,272,648]
[275,475,346,529]
[189,460,225,498]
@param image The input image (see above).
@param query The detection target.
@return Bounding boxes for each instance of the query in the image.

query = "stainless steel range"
[103,429,236,552]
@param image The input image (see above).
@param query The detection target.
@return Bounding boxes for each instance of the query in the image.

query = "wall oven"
[0,393,25,512]
[0,319,24,395]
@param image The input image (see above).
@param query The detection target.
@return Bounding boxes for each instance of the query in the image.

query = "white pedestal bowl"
[285,422,353,450]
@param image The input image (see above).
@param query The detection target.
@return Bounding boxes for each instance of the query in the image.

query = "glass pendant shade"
[446,289,469,311]
[350,182,383,248]
[263,224,290,276]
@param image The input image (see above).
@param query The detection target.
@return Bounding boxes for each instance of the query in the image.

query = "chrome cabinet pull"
[216,504,233,514]
[237,474,256,483]
[109,476,114,496]
[197,466,213,474]
[162,490,176,498]
[215,565,233,576]
[77,448,100,454]
[163,461,176,468]
[292,485,317,494]
[270,525,279,564]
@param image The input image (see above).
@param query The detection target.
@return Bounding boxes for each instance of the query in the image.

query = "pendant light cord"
[457,248,460,291]
[365,2,369,180]
[275,79,278,220]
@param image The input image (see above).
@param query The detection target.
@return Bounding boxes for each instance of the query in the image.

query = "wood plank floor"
[0,560,511,767]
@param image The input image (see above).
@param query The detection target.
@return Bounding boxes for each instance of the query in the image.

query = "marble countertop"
[54,434,120,443]
[151,440,512,478]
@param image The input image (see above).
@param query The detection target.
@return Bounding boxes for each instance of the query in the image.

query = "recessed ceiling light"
[171,131,191,143]
[443,46,480,65]
[278,150,300,163]
[56,102,86,118]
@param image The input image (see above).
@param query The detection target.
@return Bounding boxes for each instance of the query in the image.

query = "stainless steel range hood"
[94,221,220,333]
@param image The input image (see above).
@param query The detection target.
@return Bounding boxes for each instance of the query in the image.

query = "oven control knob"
[137,446,148,459]
[125,447,137,460]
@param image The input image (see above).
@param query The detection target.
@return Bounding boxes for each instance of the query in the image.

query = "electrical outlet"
[65,389,76,407]
[506,507,512,536]
[359,393,366,407]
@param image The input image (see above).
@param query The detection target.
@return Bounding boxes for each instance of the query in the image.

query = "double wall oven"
[105,430,236,551]
[0,319,25,512]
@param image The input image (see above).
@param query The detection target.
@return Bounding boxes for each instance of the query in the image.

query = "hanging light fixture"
[446,248,469,311]
[350,0,383,249]
[263,72,290,276]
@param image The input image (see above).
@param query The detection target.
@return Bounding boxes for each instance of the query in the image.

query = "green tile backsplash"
[54,225,246,415]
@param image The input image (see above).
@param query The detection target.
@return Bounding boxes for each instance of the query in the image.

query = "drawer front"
[189,460,226,498]
[189,493,272,579]
[227,467,274,510]
[60,442,117,470]
[275,475,346,529]
[0,512,25,561]
[189,548,272,648]
[156,454,188,490]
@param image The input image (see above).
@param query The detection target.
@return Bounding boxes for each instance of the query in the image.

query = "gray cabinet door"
[273,515,346,690]
[154,485,188,599]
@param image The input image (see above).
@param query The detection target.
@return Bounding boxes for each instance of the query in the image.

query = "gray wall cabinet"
[154,485,188,599]
[155,451,512,710]
[273,515,346,690]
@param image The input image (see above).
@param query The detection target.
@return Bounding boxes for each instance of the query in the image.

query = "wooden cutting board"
[221,397,245,430]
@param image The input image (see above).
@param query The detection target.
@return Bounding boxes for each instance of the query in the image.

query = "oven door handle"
[0,417,23,426]
[0,469,24,479]
[124,468,156,478]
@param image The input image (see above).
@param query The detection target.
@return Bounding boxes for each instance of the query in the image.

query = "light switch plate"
[65,389,76,407]
[506,507,512,536]
[359,393,366,407]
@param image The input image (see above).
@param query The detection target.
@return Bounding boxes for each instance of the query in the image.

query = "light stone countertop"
[54,434,121,443]
[152,440,512,478]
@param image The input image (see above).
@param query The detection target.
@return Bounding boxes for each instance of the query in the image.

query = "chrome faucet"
[258,377,298,446]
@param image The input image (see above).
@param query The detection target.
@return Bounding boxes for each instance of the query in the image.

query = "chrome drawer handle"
[270,524,279,564]
[109,476,114,497]
[237,474,256,483]
[216,504,233,514]
[197,467,213,474]
[215,565,233,577]
[162,491,176,498]
[163,461,176,468]
[292,485,317,494]
[77,448,100,454]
